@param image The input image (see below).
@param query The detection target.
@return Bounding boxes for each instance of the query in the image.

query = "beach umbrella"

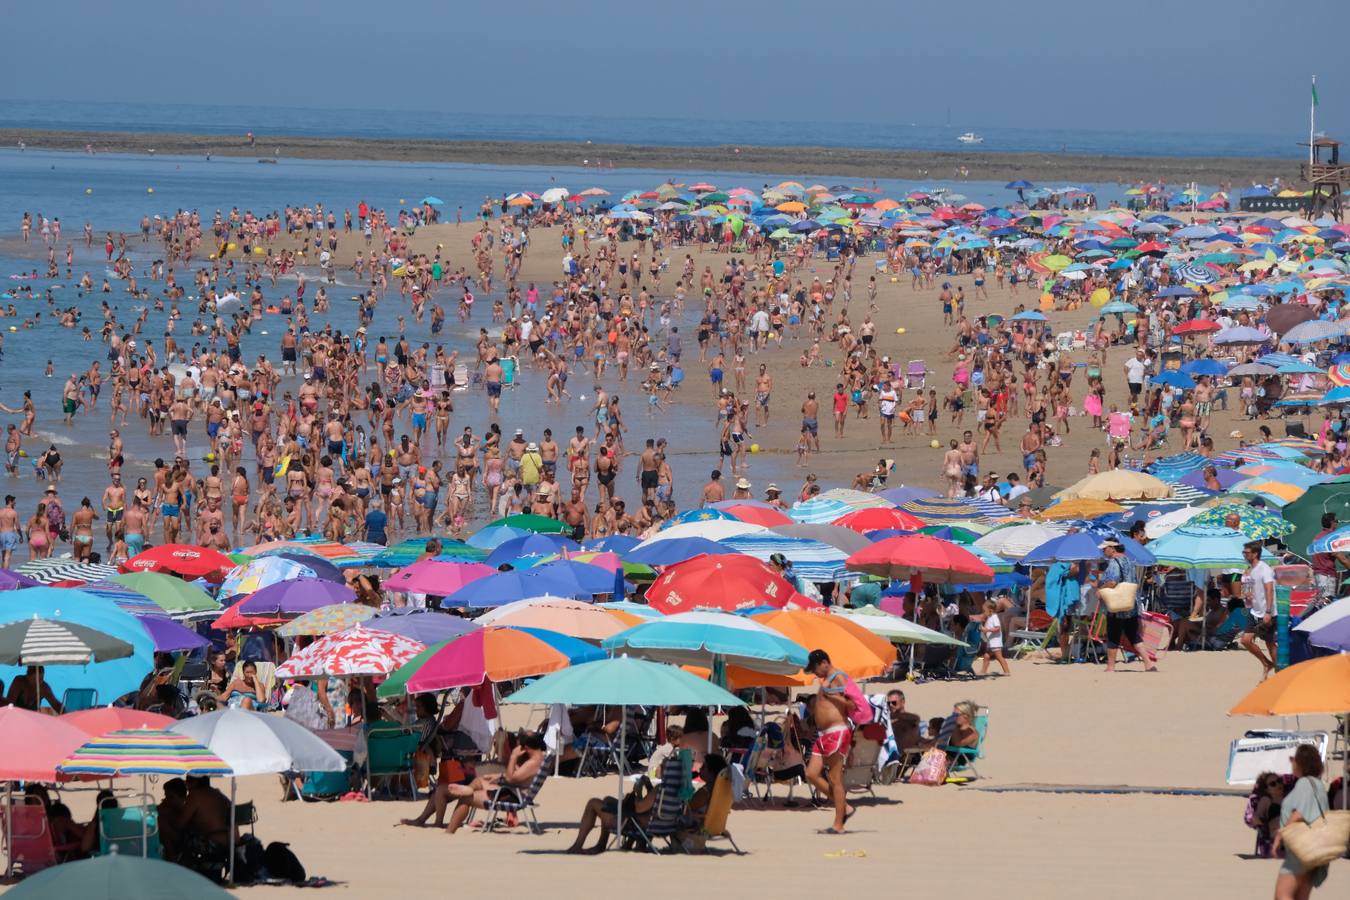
[1142,506,1207,539]
[171,708,344,777]
[583,535,642,554]
[275,625,424,678]
[1147,526,1249,569]
[876,485,940,505]
[106,572,218,620]
[252,539,381,569]
[443,560,621,607]
[506,655,744,840]
[62,708,175,736]
[3,854,237,900]
[916,524,988,543]
[1151,370,1197,390]
[276,603,376,636]
[833,606,966,647]
[484,513,571,534]
[1264,304,1319,334]
[464,525,532,550]
[371,536,487,567]
[1172,319,1221,336]
[1187,504,1294,539]
[1229,479,1307,507]
[0,616,135,666]
[601,611,807,675]
[717,533,850,581]
[211,597,286,631]
[1299,600,1350,651]
[750,610,897,681]
[645,519,767,543]
[833,507,926,532]
[1283,319,1348,344]
[365,608,480,644]
[383,559,496,595]
[627,536,734,567]
[1180,358,1230,376]
[899,496,1009,523]
[974,522,1068,559]
[1040,498,1126,520]
[475,596,640,639]
[1177,467,1246,491]
[0,706,96,781]
[121,544,233,578]
[1229,654,1350,716]
[378,626,602,696]
[237,578,355,616]
[0,569,42,591]
[718,504,792,527]
[1212,326,1268,345]
[136,616,210,653]
[787,497,855,524]
[816,488,894,511]
[769,523,873,555]
[1019,532,1105,565]
[644,554,811,615]
[219,555,342,598]
[485,533,581,567]
[1055,470,1172,501]
[846,534,994,584]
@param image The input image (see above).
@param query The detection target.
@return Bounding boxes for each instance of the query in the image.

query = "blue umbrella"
[442,561,624,607]
[659,508,735,529]
[946,572,1033,592]
[420,196,445,205]
[366,609,480,644]
[877,485,940,505]
[1005,180,1034,189]
[628,538,734,567]
[1010,310,1047,322]
[582,535,641,554]
[486,533,581,568]
[1152,370,1196,390]
[1020,533,1105,565]
[1109,502,1189,530]
[465,525,532,550]
[1179,358,1229,376]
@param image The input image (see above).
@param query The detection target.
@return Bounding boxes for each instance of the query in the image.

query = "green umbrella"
[109,572,219,618]
[698,191,729,204]
[5,854,236,900]
[726,216,744,236]
[1283,476,1350,556]
[1188,504,1294,540]
[485,513,571,534]
[769,227,791,239]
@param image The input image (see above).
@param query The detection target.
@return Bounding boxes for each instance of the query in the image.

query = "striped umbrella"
[13,559,118,585]
[104,572,219,620]
[276,604,377,637]
[218,556,334,599]
[253,539,384,568]
[816,488,893,511]
[787,497,854,524]
[369,537,487,568]
[0,617,135,666]
[1175,262,1217,284]
[718,533,852,581]
[80,582,168,619]
[1328,363,1350,386]
[900,496,1010,523]
[58,729,232,777]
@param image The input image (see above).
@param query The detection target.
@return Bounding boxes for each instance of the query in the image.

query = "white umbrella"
[1293,596,1350,634]
[540,187,569,204]
[973,523,1067,560]
[832,607,966,647]
[1143,505,1206,540]
[641,520,766,544]
[170,709,344,881]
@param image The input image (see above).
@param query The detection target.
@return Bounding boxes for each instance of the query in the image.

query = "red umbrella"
[721,504,792,527]
[213,597,287,631]
[845,534,993,583]
[833,507,927,533]
[1171,319,1221,335]
[645,554,817,615]
[122,544,234,578]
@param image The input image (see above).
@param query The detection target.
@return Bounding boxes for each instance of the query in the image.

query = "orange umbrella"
[1229,655,1350,716]
[1040,498,1125,520]
[724,610,897,687]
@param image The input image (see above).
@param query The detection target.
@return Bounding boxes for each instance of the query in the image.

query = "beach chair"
[451,363,469,391]
[1055,332,1074,353]
[61,687,99,712]
[227,660,278,709]
[942,707,989,780]
[1010,609,1055,657]
[741,722,803,804]
[622,752,690,852]
[235,801,258,837]
[3,801,63,875]
[500,357,518,389]
[693,771,742,855]
[842,725,885,799]
[99,804,160,858]
[364,726,420,799]
[481,756,553,835]
[300,751,354,801]
[905,360,928,389]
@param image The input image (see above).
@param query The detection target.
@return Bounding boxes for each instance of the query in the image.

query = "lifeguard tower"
[1300,137,1347,220]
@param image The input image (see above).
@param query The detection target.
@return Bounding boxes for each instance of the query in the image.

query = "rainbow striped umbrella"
[58,729,232,777]
[1329,363,1350,386]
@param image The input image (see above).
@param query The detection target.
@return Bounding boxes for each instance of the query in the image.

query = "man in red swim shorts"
[804,649,856,834]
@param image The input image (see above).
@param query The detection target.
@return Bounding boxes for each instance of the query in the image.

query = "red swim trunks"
[812,725,852,760]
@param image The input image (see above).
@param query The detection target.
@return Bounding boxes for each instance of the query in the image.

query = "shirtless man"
[0,496,20,568]
[61,374,81,425]
[801,391,820,453]
[755,364,772,427]
[803,649,857,834]
[101,472,126,552]
[4,425,20,477]
[168,397,192,458]
[701,469,725,505]
[957,429,979,497]
[638,438,660,503]
[123,498,147,558]
[483,356,503,416]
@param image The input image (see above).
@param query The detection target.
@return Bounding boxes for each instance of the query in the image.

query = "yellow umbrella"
[1040,498,1125,521]
[1041,254,1072,271]
[1055,470,1172,501]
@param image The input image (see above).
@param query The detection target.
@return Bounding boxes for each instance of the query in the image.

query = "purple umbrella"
[0,569,41,591]
[366,609,480,644]
[1178,468,1246,491]
[877,485,940,505]
[138,616,210,652]
[237,578,356,615]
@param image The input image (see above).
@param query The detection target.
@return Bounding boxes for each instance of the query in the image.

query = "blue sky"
[6,0,1343,137]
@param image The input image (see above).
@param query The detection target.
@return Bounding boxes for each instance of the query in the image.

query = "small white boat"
[957,132,984,145]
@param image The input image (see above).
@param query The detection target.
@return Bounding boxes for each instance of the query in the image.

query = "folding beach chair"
[364,725,420,799]
[481,756,553,835]
[622,752,690,852]
[61,687,99,712]
[500,357,518,389]
[99,804,160,858]
[694,771,742,855]
[842,724,885,799]
[741,722,803,804]
[905,360,928,389]
[3,801,65,875]
[942,706,989,780]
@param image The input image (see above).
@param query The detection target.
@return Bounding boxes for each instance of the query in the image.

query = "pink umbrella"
[0,706,94,781]
[275,625,424,677]
[383,560,496,594]
[62,708,176,736]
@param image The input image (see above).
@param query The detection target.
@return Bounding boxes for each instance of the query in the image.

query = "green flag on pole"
[1312,79,1319,107]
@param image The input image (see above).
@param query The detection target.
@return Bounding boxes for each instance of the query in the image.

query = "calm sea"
[0,99,1302,160]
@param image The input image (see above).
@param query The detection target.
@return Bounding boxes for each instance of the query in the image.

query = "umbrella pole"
[615,706,626,848]
[141,774,148,857]
[6,781,12,879]
[229,778,237,883]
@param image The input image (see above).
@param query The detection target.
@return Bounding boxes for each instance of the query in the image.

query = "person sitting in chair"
[404,731,546,834]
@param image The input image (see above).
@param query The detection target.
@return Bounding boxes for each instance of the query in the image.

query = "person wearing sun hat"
[732,477,752,499]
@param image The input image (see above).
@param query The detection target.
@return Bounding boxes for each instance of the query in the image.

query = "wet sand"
[0,128,1301,186]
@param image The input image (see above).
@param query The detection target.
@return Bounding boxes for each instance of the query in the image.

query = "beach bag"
[843,676,873,727]
[1279,779,1350,868]
[263,841,307,883]
[909,749,949,786]
[1099,582,1139,614]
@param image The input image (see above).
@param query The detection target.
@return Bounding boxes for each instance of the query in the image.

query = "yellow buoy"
[147,187,154,193]
[889,276,898,283]
[252,246,265,256]
[930,440,941,449]
[85,188,92,194]
[204,452,216,462]
[226,242,237,252]
[750,443,760,453]
[896,327,906,334]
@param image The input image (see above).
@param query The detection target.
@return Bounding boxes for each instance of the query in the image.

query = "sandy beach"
[0,128,1302,187]
[15,652,1316,900]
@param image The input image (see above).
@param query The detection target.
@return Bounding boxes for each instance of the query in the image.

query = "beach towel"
[866,694,899,770]
[543,703,574,756]
[460,681,498,753]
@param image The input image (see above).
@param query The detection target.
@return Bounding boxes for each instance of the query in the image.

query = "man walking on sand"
[1239,540,1277,680]
[804,649,856,834]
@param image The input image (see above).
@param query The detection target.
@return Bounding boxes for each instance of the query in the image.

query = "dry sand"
[23,653,1328,900]
[0,128,1302,186]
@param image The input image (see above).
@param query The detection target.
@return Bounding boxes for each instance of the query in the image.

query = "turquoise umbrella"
[4,855,236,900]
[1147,526,1249,569]
[507,655,744,841]
[601,610,807,675]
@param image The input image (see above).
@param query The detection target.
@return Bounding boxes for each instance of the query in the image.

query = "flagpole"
[1310,75,1317,166]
